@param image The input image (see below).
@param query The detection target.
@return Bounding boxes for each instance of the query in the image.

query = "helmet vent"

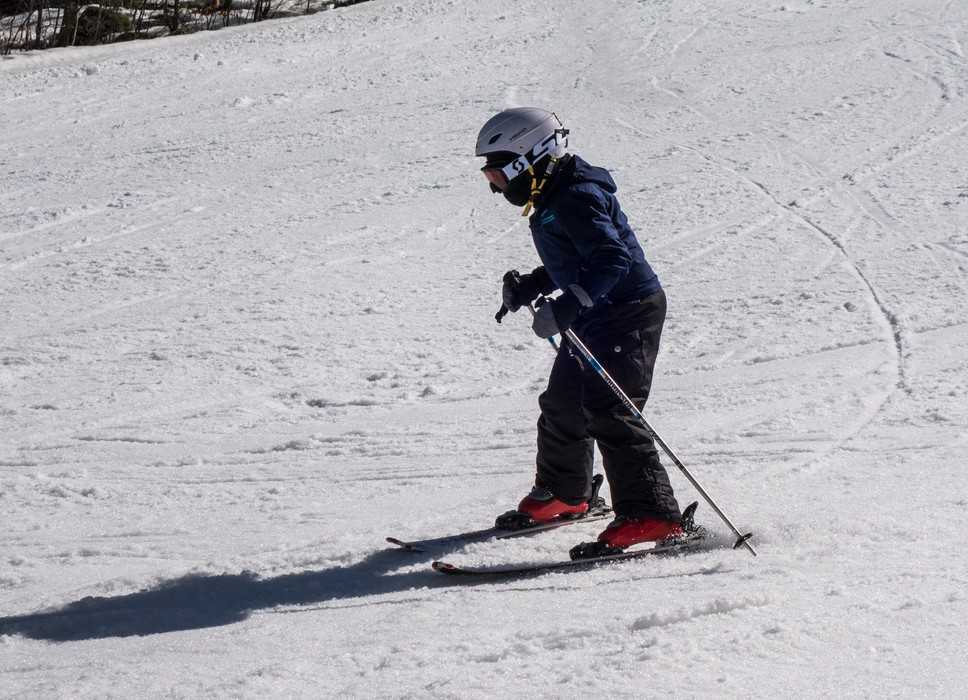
[488,133,503,145]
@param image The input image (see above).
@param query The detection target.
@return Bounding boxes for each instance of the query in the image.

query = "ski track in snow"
[2,0,968,697]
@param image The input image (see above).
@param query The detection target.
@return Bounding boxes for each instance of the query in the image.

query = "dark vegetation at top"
[1,0,372,54]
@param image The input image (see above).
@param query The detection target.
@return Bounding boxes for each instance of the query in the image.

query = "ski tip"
[431,561,457,574]
[386,537,424,553]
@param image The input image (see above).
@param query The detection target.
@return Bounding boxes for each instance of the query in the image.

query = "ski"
[430,502,721,578]
[386,509,612,553]
[387,474,611,553]
[431,534,706,577]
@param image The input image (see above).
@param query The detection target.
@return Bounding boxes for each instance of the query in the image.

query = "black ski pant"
[534,290,682,522]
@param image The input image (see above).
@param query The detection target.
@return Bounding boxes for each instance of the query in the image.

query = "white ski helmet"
[476,107,569,188]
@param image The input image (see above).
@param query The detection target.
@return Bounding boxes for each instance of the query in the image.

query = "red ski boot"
[495,485,589,529]
[517,486,589,522]
[596,515,683,551]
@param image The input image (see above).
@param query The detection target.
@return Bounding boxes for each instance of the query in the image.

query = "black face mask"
[502,173,533,207]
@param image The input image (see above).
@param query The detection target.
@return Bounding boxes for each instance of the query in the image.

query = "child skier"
[477,107,684,550]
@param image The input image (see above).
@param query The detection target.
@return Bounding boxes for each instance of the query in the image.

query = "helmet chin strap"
[521,157,558,217]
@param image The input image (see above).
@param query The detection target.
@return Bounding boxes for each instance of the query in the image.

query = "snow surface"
[2,0,967,697]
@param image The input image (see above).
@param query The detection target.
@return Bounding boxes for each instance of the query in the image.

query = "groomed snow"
[1,0,966,697]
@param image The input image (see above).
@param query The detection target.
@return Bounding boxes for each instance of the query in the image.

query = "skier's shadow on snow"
[0,549,463,642]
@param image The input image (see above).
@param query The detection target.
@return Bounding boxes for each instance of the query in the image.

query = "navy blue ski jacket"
[530,155,661,309]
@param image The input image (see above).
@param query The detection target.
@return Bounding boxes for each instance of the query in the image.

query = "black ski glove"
[531,286,592,339]
[498,267,556,320]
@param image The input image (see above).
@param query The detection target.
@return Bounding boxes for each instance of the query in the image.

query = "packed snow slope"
[2,0,967,697]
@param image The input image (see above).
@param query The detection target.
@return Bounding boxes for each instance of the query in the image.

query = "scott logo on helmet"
[505,130,568,178]
[532,130,566,161]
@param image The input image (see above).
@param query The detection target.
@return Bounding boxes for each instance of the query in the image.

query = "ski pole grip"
[496,269,522,323]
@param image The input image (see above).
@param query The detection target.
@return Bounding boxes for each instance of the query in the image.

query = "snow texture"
[2,0,967,697]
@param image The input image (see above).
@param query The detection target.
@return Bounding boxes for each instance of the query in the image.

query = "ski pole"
[528,303,757,556]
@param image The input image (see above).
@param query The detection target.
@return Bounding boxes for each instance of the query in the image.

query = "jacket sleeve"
[554,186,633,301]
[530,265,559,295]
